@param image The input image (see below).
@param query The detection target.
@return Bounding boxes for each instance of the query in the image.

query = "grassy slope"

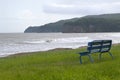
[0,44,120,80]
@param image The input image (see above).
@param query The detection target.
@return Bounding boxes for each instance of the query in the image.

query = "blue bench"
[78,40,113,64]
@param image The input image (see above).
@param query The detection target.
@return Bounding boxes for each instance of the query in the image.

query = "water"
[0,33,120,57]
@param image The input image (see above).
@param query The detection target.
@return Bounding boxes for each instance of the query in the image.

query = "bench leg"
[79,55,94,64]
[99,52,113,60]
[79,56,82,64]
[108,52,114,59]
[88,54,94,63]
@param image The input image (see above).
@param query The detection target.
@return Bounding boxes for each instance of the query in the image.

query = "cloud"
[42,0,120,15]
[44,0,120,5]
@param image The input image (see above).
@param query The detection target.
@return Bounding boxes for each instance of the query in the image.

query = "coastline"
[5,43,120,58]
[7,48,75,57]
[1,33,120,58]
[6,47,85,58]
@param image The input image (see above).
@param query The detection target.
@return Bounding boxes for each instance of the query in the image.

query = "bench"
[78,40,113,64]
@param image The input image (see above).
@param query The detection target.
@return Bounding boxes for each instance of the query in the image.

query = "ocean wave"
[1,33,120,57]
[111,33,120,37]
[52,37,90,43]
[22,37,92,44]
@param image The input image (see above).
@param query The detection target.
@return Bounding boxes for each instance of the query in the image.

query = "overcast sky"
[0,0,120,33]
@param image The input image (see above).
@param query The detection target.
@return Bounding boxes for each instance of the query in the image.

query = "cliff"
[24,13,120,33]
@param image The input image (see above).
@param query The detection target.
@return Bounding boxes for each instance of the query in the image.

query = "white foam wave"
[111,34,120,37]
[52,37,92,43]
[23,40,54,44]
[23,37,92,44]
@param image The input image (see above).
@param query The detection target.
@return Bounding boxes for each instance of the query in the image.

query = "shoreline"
[1,33,120,58]
[4,43,120,58]
[7,48,75,57]
[5,47,84,58]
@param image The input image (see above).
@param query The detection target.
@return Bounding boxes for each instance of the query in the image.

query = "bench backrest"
[87,40,112,53]
[101,40,112,52]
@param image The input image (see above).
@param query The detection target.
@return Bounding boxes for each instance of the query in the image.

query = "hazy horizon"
[1,0,120,33]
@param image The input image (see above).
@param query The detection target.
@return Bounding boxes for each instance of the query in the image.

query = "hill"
[24,13,120,33]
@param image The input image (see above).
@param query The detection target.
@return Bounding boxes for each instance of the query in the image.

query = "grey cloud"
[45,0,120,5]
[43,5,100,15]
[42,1,120,15]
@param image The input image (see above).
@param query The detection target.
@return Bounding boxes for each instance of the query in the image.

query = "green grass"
[0,44,120,80]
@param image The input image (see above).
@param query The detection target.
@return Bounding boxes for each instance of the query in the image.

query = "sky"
[0,0,120,33]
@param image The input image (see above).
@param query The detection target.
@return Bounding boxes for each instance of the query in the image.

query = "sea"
[0,33,120,57]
